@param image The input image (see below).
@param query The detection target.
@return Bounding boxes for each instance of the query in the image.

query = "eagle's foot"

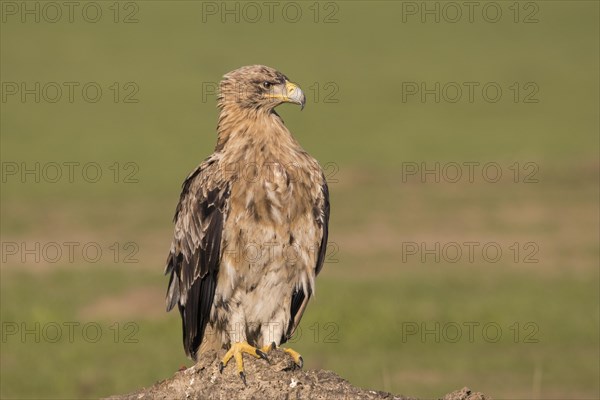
[262,341,303,369]
[283,347,304,369]
[218,341,269,384]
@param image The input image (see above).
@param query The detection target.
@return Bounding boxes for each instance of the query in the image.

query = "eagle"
[164,65,330,383]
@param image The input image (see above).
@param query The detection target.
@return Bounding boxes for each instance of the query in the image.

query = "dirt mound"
[106,349,490,400]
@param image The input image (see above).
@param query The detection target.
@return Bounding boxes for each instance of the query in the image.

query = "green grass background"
[1,1,598,399]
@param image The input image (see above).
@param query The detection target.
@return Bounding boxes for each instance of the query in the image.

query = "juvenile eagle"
[165,65,330,382]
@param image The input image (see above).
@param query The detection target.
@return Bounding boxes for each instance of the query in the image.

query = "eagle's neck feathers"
[215,106,301,155]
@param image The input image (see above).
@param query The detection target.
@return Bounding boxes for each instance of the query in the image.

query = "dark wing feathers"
[315,182,330,276]
[165,163,229,359]
[286,289,306,341]
[284,179,330,342]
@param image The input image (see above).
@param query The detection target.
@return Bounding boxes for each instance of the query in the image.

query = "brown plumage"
[165,65,330,371]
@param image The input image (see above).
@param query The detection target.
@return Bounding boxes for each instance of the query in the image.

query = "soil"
[105,349,490,400]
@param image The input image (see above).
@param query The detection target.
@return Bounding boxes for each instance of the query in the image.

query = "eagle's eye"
[262,81,272,89]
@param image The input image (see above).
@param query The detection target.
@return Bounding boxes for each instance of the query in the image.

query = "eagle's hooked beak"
[284,81,306,110]
[267,81,306,110]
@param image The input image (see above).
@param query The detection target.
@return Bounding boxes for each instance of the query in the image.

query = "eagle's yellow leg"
[261,342,304,368]
[219,341,268,384]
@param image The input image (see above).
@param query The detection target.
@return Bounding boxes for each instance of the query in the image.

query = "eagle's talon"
[239,371,247,385]
[297,356,304,369]
[260,342,276,354]
[256,349,269,361]
[218,362,224,374]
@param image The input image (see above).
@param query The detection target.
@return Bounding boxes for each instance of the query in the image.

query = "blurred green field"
[1,1,598,399]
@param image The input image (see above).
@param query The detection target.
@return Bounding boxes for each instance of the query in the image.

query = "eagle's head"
[218,65,306,112]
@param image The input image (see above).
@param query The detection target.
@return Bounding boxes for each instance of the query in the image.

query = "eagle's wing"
[165,159,230,360]
[285,179,330,342]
